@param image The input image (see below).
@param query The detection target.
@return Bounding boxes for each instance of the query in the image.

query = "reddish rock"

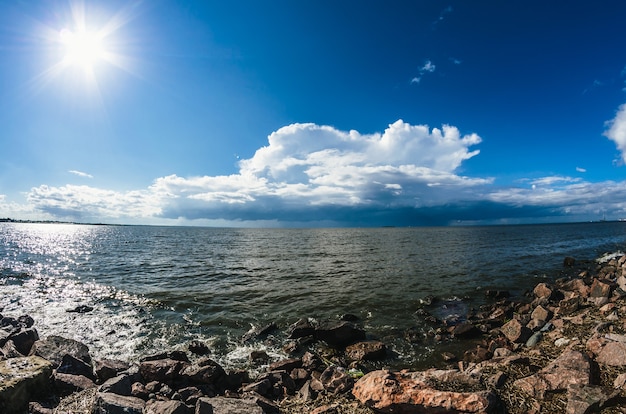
[566,384,617,414]
[596,342,626,366]
[53,372,95,395]
[345,340,387,361]
[533,283,553,299]
[500,319,532,344]
[530,305,552,322]
[94,392,145,414]
[320,366,354,394]
[590,279,612,298]
[560,279,590,298]
[352,370,498,413]
[95,359,130,383]
[513,350,591,398]
[558,296,580,315]
[195,396,263,414]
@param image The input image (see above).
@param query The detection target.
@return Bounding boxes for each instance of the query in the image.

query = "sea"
[1,221,625,370]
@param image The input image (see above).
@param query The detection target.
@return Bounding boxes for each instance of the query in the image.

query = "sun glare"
[59,28,106,70]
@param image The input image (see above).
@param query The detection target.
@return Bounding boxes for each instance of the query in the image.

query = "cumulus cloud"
[18,120,496,225]
[605,104,626,163]
[13,119,626,226]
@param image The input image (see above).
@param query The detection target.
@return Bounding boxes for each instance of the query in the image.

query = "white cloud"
[411,60,436,85]
[69,170,94,178]
[576,167,586,173]
[604,103,626,163]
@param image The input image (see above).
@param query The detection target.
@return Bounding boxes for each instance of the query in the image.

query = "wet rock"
[242,323,278,343]
[513,350,592,398]
[485,290,510,299]
[315,321,365,347]
[66,305,94,313]
[144,399,191,414]
[0,356,53,413]
[500,319,532,343]
[268,357,302,372]
[31,335,92,366]
[450,322,481,339]
[352,369,499,413]
[341,313,359,322]
[16,315,34,329]
[250,350,270,364]
[93,392,145,414]
[345,340,387,361]
[141,351,190,363]
[288,318,316,339]
[564,256,576,267]
[188,340,211,356]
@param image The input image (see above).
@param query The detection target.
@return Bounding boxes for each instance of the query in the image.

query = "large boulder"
[31,335,91,366]
[513,350,592,398]
[93,392,145,414]
[352,369,499,413]
[345,340,387,361]
[139,358,188,383]
[0,356,54,413]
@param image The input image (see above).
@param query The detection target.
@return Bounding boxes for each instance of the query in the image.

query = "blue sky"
[1,0,626,227]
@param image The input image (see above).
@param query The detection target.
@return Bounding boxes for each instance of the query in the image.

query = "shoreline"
[2,253,626,413]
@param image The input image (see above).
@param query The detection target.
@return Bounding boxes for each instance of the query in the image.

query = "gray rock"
[98,373,134,396]
[145,399,191,414]
[0,356,54,413]
[31,335,91,366]
[195,396,263,414]
[53,372,96,395]
[93,392,145,414]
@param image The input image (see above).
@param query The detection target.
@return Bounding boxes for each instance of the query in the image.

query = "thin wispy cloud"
[576,167,586,173]
[411,60,436,84]
[432,6,453,29]
[69,170,94,178]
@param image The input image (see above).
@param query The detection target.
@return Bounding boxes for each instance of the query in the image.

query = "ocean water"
[1,222,625,369]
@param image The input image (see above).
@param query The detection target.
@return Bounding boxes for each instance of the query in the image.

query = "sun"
[59,28,107,71]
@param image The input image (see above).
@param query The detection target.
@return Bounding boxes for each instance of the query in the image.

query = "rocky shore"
[3,253,626,413]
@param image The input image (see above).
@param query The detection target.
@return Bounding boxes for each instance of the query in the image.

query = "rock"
[141,351,190,363]
[463,347,492,363]
[613,373,626,389]
[242,323,278,343]
[319,366,354,394]
[288,318,316,339]
[268,357,302,372]
[57,353,95,380]
[525,332,543,348]
[8,327,39,355]
[530,305,552,322]
[352,369,499,413]
[95,358,130,383]
[93,392,145,414]
[558,296,580,315]
[345,340,387,361]
[53,372,96,395]
[341,313,359,321]
[196,396,264,414]
[450,322,481,339]
[98,373,134,396]
[513,350,592,398]
[188,340,211,356]
[242,379,272,397]
[180,358,226,386]
[560,279,590,298]
[145,399,191,414]
[302,351,323,371]
[315,321,366,347]
[533,283,553,299]
[566,384,617,414]
[66,305,94,313]
[0,356,53,413]
[31,335,92,366]
[250,350,270,363]
[139,358,188,383]
[564,256,576,267]
[28,401,53,414]
[596,342,626,366]
[500,319,532,343]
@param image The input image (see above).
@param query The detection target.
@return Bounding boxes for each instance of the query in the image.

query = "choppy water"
[1,222,626,369]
